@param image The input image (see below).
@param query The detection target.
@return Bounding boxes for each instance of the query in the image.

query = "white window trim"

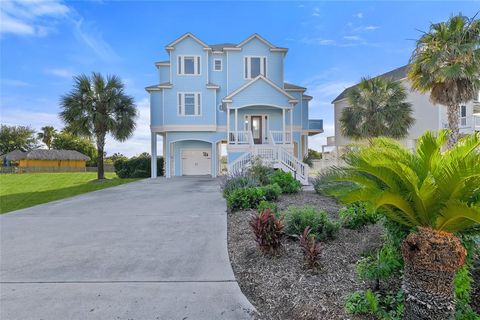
[213,59,222,71]
[244,56,267,80]
[178,92,202,116]
[177,55,201,76]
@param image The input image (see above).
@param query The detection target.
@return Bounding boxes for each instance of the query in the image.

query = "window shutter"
[244,57,248,78]
[178,56,182,74]
[197,56,201,75]
[197,93,201,115]
[178,93,183,115]
[263,57,267,77]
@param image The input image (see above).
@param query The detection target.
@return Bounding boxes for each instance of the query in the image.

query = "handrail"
[269,130,292,144]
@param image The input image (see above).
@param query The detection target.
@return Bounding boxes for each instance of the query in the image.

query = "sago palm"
[340,77,415,142]
[60,73,137,179]
[334,129,480,320]
[37,126,57,149]
[409,14,480,147]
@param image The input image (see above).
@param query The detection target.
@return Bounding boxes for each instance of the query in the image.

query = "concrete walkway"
[0,177,255,319]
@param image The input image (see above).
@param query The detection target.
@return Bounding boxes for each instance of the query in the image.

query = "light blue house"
[146,33,323,184]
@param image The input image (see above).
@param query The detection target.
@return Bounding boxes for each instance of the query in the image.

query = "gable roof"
[165,32,210,50]
[223,75,297,103]
[1,149,90,161]
[210,43,236,52]
[332,65,410,103]
[236,33,276,49]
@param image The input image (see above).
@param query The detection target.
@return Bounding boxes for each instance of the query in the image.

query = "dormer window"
[178,55,201,75]
[244,56,266,79]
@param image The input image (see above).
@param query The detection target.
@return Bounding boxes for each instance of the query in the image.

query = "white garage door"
[182,149,211,175]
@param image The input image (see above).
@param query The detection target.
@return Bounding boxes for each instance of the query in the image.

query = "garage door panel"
[182,149,211,175]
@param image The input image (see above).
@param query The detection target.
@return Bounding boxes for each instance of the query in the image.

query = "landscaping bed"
[228,190,384,320]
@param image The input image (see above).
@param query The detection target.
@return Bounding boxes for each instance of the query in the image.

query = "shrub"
[221,171,259,197]
[226,187,266,211]
[357,244,403,290]
[113,153,164,178]
[247,158,274,186]
[339,202,380,229]
[313,169,356,197]
[269,170,301,193]
[345,290,380,315]
[345,290,404,320]
[284,205,339,241]
[249,209,284,253]
[257,200,278,214]
[261,183,281,201]
[299,226,321,270]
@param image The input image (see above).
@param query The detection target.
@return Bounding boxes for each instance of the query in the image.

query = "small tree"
[37,126,57,149]
[409,14,480,147]
[60,73,137,179]
[340,77,415,143]
[51,131,98,166]
[0,125,38,154]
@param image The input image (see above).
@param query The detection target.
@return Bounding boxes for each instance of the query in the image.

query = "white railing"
[228,131,252,144]
[227,145,309,185]
[269,131,292,144]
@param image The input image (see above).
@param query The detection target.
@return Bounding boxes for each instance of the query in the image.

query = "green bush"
[339,202,380,229]
[357,244,403,290]
[284,205,339,241]
[345,289,404,320]
[114,153,164,178]
[226,187,266,211]
[269,170,301,193]
[221,171,259,197]
[261,183,281,201]
[257,200,278,214]
[247,158,274,186]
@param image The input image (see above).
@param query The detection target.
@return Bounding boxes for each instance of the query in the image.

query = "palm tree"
[333,130,479,319]
[37,126,57,149]
[409,14,480,147]
[340,77,415,142]
[60,73,137,179]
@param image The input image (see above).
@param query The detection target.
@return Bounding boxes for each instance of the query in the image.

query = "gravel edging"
[227,191,383,320]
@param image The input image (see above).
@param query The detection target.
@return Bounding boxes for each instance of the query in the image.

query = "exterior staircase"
[227,145,310,185]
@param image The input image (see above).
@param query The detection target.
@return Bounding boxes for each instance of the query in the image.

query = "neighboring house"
[0,149,90,171]
[146,33,323,184]
[324,65,480,154]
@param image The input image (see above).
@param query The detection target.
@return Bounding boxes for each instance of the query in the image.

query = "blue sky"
[1,1,478,156]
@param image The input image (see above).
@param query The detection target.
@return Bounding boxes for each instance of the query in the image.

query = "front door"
[251,116,262,144]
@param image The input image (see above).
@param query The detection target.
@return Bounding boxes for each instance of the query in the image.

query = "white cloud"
[354,12,364,19]
[354,25,380,32]
[72,18,119,62]
[343,35,362,41]
[0,0,69,36]
[0,78,30,86]
[45,68,74,79]
[300,37,335,46]
[312,7,320,16]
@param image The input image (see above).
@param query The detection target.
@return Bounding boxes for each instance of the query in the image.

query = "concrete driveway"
[0,177,255,319]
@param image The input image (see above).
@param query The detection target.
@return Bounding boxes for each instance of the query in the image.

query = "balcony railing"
[270,131,292,144]
[228,131,251,144]
[308,119,323,131]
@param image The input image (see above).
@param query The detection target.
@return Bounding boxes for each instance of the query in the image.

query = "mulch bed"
[227,190,385,320]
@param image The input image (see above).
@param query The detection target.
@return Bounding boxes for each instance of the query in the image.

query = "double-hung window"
[178,93,201,116]
[244,56,266,79]
[178,55,201,75]
[460,105,467,127]
[213,59,222,71]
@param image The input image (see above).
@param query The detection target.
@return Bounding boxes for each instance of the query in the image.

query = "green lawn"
[0,172,138,214]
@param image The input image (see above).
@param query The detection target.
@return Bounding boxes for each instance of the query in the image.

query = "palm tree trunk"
[96,135,106,180]
[447,105,460,148]
[401,227,466,320]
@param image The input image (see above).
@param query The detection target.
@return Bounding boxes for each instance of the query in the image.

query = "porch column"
[151,132,157,178]
[226,106,230,143]
[235,108,238,144]
[290,109,293,145]
[165,137,171,179]
[211,142,217,178]
[282,108,286,145]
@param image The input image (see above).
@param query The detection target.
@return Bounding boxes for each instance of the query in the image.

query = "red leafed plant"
[299,226,322,270]
[249,208,284,253]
